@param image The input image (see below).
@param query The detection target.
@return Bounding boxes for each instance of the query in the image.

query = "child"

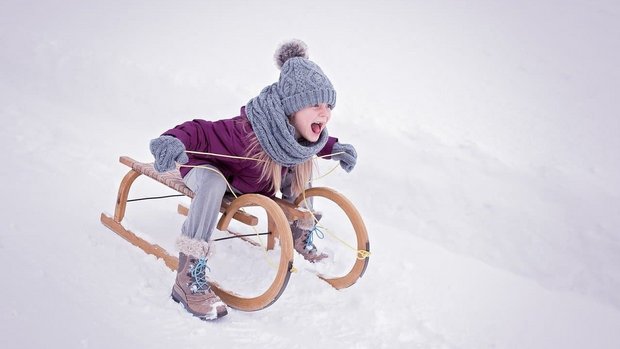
[149,39,357,321]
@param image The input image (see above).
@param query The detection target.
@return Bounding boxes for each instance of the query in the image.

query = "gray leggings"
[181,166,310,242]
[181,166,228,241]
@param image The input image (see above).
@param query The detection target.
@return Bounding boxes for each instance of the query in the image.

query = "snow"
[1,0,620,348]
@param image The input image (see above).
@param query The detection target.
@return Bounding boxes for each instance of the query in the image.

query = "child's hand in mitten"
[149,135,189,172]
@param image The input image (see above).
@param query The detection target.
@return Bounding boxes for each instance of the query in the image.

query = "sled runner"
[100,156,370,311]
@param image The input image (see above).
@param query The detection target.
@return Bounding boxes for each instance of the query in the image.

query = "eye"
[313,103,333,110]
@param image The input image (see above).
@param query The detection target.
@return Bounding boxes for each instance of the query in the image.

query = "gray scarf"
[245,83,329,167]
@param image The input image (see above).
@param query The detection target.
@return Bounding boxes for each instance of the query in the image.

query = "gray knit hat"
[274,39,337,115]
[245,39,335,167]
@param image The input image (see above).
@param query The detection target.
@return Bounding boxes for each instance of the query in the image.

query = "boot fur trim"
[176,235,212,259]
[295,211,322,230]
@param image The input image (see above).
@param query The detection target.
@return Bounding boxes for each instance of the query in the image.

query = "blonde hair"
[246,135,314,197]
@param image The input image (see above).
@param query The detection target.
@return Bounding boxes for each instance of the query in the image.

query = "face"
[289,103,332,142]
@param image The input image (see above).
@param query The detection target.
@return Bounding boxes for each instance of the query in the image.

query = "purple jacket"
[163,107,338,197]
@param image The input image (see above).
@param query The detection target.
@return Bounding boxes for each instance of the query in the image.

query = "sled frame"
[100,156,370,311]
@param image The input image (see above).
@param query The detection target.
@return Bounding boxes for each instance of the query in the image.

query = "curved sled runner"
[100,156,369,311]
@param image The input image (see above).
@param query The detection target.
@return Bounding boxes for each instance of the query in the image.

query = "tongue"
[311,123,321,133]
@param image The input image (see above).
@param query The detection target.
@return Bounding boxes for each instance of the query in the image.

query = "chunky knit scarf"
[245,83,329,167]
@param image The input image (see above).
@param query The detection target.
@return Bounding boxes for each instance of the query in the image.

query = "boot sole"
[171,287,228,321]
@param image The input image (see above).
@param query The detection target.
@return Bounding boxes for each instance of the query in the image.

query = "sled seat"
[121,156,195,197]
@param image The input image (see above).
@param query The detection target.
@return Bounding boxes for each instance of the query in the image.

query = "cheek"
[301,113,315,125]
[289,115,301,127]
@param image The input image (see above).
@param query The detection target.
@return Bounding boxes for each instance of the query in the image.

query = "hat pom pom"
[274,39,309,69]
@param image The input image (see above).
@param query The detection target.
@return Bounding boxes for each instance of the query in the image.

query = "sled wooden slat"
[101,213,179,270]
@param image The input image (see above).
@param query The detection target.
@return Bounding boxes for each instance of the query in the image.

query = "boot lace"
[189,257,211,293]
[304,225,325,251]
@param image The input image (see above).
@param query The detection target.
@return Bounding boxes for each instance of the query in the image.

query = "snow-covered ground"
[1,0,619,348]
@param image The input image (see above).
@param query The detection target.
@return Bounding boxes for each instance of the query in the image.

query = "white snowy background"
[1,0,620,348]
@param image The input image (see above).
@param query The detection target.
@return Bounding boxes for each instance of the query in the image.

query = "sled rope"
[185,150,268,163]
[301,190,371,260]
[183,150,344,183]
[178,164,242,199]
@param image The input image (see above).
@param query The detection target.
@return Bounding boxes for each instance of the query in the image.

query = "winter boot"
[291,212,328,263]
[171,235,228,320]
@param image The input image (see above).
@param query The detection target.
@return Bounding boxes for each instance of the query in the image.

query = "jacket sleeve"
[318,136,339,159]
[162,119,212,152]
[161,117,250,172]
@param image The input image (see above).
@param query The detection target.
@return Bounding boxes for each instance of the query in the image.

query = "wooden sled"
[101,156,370,311]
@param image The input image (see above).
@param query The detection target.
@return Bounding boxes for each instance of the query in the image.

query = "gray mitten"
[149,135,189,172]
[332,142,357,172]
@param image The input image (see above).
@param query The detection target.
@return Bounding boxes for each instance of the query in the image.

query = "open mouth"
[311,122,323,134]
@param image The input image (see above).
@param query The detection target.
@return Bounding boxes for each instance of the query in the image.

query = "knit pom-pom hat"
[273,39,336,116]
[244,39,333,167]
